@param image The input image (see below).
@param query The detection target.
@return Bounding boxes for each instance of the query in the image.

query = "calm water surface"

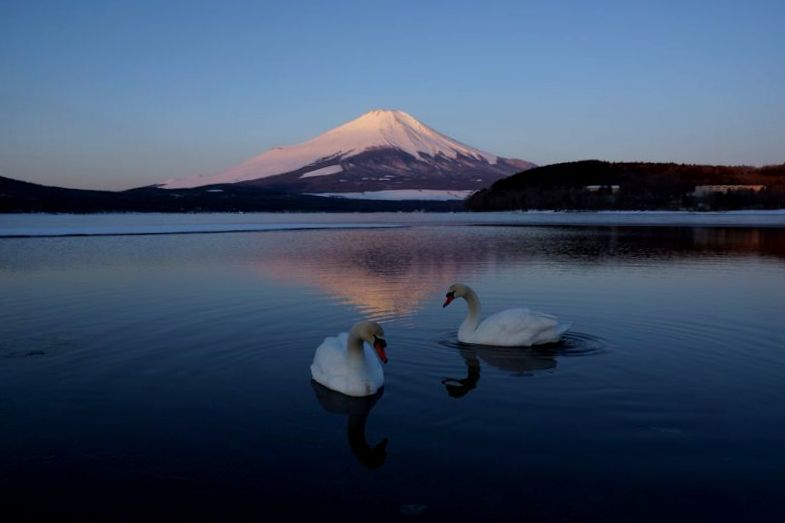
[1,220,784,521]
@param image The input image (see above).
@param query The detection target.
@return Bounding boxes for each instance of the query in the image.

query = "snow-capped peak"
[160,109,501,189]
[322,109,498,163]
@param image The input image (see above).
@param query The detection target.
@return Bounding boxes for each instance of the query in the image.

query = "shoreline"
[3,210,785,238]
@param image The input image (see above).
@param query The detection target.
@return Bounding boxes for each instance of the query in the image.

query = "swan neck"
[347,413,370,451]
[461,289,481,332]
[346,330,366,355]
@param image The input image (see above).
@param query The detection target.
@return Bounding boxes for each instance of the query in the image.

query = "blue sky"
[1,0,784,190]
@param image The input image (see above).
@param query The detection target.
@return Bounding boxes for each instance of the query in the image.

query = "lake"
[1,213,784,522]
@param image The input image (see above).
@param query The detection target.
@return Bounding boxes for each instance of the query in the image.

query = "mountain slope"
[0,175,462,213]
[160,109,534,193]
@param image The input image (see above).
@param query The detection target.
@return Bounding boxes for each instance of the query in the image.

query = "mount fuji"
[159,110,534,199]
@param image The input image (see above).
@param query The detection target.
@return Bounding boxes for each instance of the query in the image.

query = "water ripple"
[430,329,607,357]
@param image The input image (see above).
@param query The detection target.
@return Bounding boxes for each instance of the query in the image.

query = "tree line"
[466,160,785,211]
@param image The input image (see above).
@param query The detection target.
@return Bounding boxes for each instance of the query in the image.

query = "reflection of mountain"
[257,259,453,318]
[246,226,785,319]
[250,230,463,318]
[442,345,557,398]
[311,381,388,470]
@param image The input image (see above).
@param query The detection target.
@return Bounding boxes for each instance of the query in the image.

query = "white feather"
[449,283,571,347]
[310,329,385,397]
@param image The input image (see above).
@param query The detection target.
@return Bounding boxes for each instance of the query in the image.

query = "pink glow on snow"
[160,110,500,189]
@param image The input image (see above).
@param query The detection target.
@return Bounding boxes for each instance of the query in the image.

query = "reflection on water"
[441,347,480,398]
[241,226,785,321]
[441,345,558,398]
[471,225,785,261]
[248,229,467,320]
[437,334,609,397]
[311,381,388,470]
[254,255,456,320]
[1,223,784,521]
[1,226,783,323]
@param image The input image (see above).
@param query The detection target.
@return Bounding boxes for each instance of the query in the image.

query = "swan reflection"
[311,381,389,470]
[442,344,557,398]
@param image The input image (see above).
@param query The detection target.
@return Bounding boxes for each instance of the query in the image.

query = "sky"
[1,0,784,190]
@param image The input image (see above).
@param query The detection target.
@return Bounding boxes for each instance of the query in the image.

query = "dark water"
[1,224,784,522]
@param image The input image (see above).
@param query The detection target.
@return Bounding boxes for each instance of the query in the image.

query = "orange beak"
[373,337,388,364]
[443,291,455,308]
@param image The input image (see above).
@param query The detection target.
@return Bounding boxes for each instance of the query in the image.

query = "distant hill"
[466,161,785,211]
[6,161,785,214]
[0,176,462,213]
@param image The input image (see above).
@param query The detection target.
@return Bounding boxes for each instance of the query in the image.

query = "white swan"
[443,283,571,347]
[310,321,388,397]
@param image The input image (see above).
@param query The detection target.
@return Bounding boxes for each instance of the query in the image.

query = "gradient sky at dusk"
[2,0,784,190]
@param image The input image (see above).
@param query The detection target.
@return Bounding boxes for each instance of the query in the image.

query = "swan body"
[310,321,388,397]
[443,283,571,347]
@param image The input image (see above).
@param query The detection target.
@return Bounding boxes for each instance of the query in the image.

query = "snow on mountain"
[299,165,344,179]
[307,189,475,201]
[160,109,534,192]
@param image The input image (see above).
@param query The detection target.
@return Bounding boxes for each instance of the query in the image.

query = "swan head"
[351,321,388,364]
[443,283,471,307]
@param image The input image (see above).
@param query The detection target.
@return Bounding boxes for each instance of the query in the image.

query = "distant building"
[693,185,766,197]
[584,184,620,193]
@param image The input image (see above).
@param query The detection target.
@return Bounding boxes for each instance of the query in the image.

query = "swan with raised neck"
[443,282,571,347]
[443,283,482,341]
